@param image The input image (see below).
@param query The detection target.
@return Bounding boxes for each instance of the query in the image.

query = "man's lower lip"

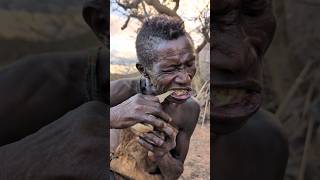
[212,93,262,121]
[170,92,191,100]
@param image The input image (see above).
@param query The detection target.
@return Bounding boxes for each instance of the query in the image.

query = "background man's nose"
[212,50,248,73]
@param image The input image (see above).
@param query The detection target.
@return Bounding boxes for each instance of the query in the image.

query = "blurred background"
[110,0,210,179]
[0,0,210,179]
[264,1,320,180]
[2,0,319,180]
[0,0,101,67]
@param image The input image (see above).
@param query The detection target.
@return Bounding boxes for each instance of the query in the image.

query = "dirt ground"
[180,123,210,180]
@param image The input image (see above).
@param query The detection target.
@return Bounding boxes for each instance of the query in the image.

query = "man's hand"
[0,101,107,180]
[137,123,177,161]
[138,124,183,180]
[110,93,172,129]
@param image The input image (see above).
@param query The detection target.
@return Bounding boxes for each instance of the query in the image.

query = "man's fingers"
[142,114,164,129]
[138,95,172,123]
[141,94,159,102]
[153,131,165,140]
[149,109,172,123]
[148,151,157,162]
[140,132,164,147]
[161,124,175,137]
[148,151,165,162]
[138,137,154,151]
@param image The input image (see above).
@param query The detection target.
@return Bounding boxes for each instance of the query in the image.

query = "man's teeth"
[174,90,188,96]
[214,89,247,106]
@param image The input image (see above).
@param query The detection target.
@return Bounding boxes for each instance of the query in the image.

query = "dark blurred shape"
[0,0,100,67]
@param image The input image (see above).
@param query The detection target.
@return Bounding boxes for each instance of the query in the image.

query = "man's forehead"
[156,36,194,51]
[156,48,195,66]
[157,48,195,58]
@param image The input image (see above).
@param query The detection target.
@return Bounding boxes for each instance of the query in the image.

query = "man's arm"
[0,52,88,145]
[110,78,172,129]
[110,78,139,106]
[155,131,193,180]
[158,101,200,179]
[139,100,200,179]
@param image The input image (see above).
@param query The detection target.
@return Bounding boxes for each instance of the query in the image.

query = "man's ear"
[136,63,148,78]
[82,0,108,44]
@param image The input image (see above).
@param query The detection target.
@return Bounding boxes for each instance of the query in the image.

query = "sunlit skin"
[140,36,196,102]
[110,35,200,179]
[110,0,209,67]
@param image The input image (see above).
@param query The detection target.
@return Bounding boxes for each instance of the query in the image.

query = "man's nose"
[175,71,192,85]
[212,50,246,73]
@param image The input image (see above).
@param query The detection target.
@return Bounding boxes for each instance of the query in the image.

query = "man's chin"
[212,111,257,134]
[212,96,262,134]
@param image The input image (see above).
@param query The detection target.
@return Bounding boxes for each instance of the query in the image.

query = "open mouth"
[167,88,192,102]
[212,85,262,122]
[171,89,191,99]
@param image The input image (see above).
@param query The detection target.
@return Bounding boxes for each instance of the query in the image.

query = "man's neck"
[140,78,157,95]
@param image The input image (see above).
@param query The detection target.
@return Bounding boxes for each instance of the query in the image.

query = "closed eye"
[162,68,175,73]
[185,58,195,67]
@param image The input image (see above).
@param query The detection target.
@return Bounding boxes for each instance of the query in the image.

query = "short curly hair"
[136,15,187,68]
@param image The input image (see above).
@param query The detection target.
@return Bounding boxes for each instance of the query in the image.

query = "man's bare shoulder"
[110,77,141,94]
[111,77,139,85]
[110,77,140,106]
[178,97,200,132]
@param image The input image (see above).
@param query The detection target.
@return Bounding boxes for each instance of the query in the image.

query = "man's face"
[212,0,276,133]
[146,35,196,103]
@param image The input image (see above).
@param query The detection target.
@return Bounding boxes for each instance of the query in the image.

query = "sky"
[110,0,210,74]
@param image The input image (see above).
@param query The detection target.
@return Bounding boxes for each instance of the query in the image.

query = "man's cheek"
[157,73,176,81]
[155,75,175,88]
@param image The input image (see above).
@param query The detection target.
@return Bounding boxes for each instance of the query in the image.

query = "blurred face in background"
[212,0,276,133]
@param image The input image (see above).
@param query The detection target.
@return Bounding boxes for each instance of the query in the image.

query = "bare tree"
[111,1,210,122]
[111,0,210,53]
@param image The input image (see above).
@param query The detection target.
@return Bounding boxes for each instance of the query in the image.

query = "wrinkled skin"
[0,1,109,179]
[212,0,289,180]
[212,0,276,134]
[110,35,200,179]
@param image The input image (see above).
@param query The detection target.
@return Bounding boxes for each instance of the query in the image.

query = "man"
[0,0,109,179]
[110,15,200,179]
[212,0,289,179]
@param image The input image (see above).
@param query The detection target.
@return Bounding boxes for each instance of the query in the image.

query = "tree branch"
[129,13,145,22]
[172,0,180,12]
[196,27,210,53]
[121,16,131,30]
[144,0,180,18]
[141,1,149,18]
[116,0,142,10]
